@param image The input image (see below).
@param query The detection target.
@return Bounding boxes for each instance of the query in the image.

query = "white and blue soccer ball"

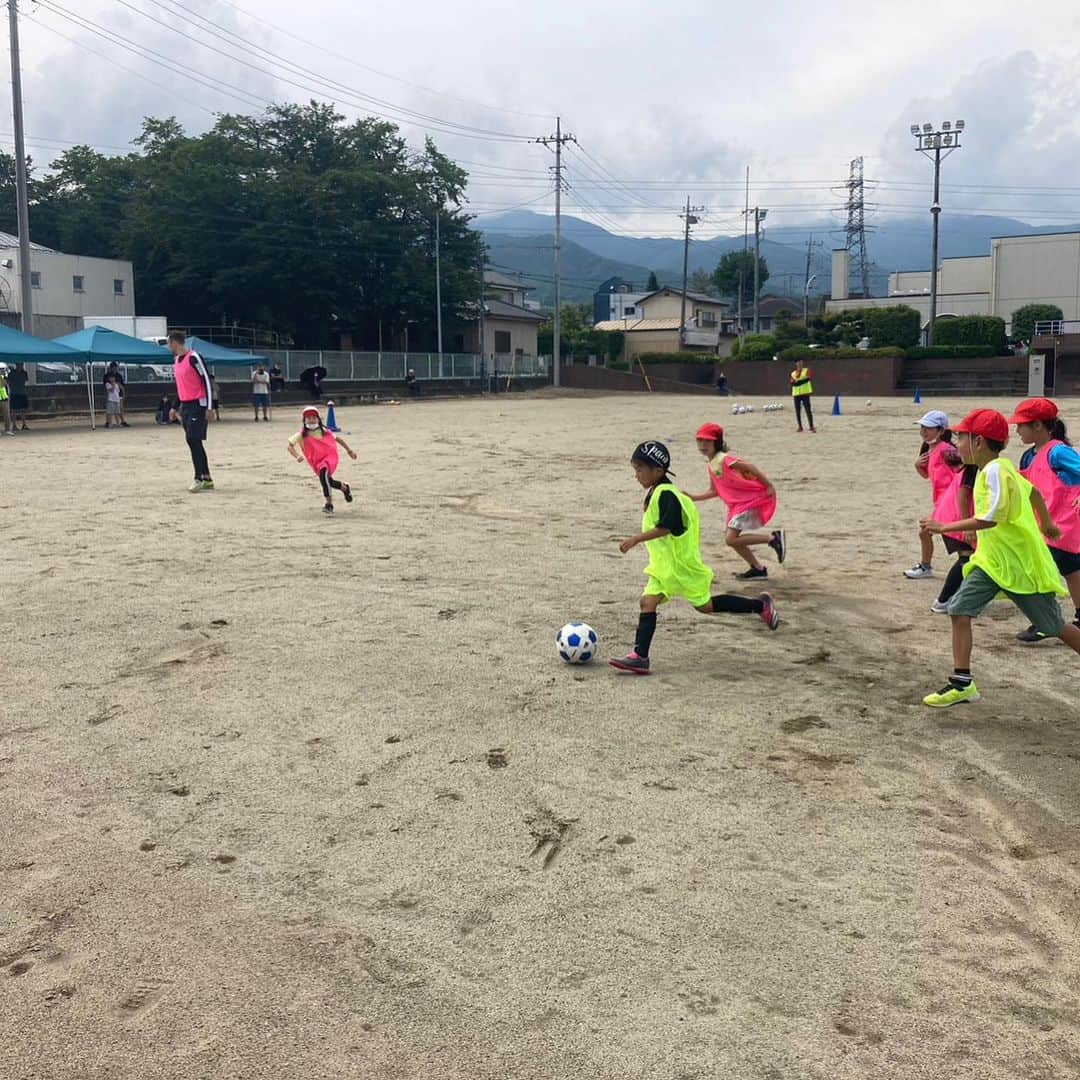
[557,621,598,664]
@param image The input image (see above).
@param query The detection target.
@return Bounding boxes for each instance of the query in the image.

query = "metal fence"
[28,351,549,386]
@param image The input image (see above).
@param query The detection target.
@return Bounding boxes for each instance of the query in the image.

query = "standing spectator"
[8,362,30,431]
[251,363,271,421]
[299,365,325,402]
[0,363,13,436]
[101,361,129,427]
[269,360,285,393]
[169,330,215,492]
[405,368,420,397]
[210,375,222,421]
[789,359,816,433]
[104,374,124,428]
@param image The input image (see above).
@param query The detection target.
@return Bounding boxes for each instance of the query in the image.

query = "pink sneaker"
[609,652,651,674]
[758,593,780,630]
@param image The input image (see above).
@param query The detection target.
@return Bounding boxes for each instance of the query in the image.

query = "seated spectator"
[405,368,420,396]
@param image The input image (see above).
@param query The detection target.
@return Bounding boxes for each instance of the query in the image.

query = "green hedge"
[634,351,718,365]
[862,305,922,349]
[932,315,1007,353]
[734,334,778,362]
[905,345,996,360]
[778,345,905,362]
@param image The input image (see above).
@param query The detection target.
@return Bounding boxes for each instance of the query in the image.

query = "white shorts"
[728,509,764,532]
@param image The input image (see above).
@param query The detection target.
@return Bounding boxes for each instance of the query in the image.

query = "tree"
[1010,303,1063,342]
[688,268,716,296]
[0,105,485,348]
[862,305,921,349]
[712,250,768,305]
[646,270,660,291]
[933,315,1007,353]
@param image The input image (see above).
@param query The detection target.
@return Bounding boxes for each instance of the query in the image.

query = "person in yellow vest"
[609,440,780,675]
[0,363,13,435]
[920,408,1080,707]
[790,360,815,432]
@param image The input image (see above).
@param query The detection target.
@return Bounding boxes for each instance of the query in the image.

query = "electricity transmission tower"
[843,157,871,299]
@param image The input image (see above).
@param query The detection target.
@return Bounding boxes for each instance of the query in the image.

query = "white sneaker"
[2,431,13,437]
[930,600,950,615]
[904,564,934,579]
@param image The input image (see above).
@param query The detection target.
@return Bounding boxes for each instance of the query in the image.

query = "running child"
[1010,397,1080,641]
[689,422,785,580]
[905,410,964,580]
[920,408,1080,708]
[287,406,357,514]
[609,441,779,675]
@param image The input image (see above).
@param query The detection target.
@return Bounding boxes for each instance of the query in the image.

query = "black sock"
[951,669,972,689]
[938,559,967,604]
[710,594,764,614]
[634,612,657,657]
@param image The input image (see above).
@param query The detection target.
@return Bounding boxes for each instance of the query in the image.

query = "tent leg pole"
[86,362,96,430]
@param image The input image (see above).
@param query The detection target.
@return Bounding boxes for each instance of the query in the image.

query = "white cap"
[915,410,949,429]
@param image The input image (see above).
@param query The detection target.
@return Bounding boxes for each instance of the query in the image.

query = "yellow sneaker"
[923,682,981,708]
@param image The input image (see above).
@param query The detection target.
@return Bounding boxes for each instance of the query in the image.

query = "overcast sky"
[8,0,1080,239]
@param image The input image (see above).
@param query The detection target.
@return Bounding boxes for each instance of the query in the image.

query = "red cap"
[696,422,725,442]
[1007,397,1058,424]
[953,408,1009,443]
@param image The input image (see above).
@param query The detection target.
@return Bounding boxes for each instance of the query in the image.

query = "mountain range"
[479,209,1080,308]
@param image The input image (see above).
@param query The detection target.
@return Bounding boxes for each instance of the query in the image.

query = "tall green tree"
[712,250,769,305]
[688,268,716,296]
[0,105,485,348]
[646,270,660,291]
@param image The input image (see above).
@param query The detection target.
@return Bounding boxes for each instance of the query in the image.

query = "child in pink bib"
[288,406,358,515]
[690,422,785,581]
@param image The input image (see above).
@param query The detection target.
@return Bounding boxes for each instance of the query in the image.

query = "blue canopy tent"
[0,323,86,362]
[52,326,172,429]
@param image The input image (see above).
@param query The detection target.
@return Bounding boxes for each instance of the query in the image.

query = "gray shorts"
[105,401,122,416]
[728,509,764,531]
[948,566,1066,636]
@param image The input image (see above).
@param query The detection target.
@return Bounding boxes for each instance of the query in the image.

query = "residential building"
[826,232,1080,335]
[593,276,647,325]
[0,232,135,338]
[749,295,803,333]
[594,287,732,361]
[453,269,546,362]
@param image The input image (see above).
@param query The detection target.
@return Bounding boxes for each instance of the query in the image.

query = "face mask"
[304,421,320,430]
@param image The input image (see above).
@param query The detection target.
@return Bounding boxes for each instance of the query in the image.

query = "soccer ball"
[557,621,598,664]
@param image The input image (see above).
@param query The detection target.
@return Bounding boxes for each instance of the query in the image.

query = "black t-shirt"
[8,368,28,393]
[644,484,687,537]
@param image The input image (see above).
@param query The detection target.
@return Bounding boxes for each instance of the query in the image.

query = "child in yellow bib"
[609,441,780,675]
[920,409,1080,707]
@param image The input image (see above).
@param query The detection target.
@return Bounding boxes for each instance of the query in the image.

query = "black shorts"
[1050,546,1080,577]
[181,401,208,440]
[11,394,28,411]
[943,536,974,556]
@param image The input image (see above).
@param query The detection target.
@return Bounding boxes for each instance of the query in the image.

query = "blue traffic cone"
[325,400,341,432]
[831,394,841,416]
[913,387,922,404]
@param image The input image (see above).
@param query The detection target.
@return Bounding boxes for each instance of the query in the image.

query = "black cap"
[632,440,673,474]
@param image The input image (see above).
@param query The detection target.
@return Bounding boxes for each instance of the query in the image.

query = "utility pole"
[912,120,965,345]
[679,198,705,347]
[434,209,443,377]
[8,0,33,335]
[802,234,821,324]
[738,166,749,336]
[751,207,767,333]
[477,254,486,391]
[536,117,576,386]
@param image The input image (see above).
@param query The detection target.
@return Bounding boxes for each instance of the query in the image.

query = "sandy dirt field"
[2,390,1079,1080]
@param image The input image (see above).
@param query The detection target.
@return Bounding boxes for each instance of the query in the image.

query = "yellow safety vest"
[0,377,8,402]
[965,457,1066,596]
[790,367,813,396]
[642,483,714,605]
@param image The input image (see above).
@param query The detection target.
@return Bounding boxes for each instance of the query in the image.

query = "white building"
[827,231,1080,334]
[0,232,136,339]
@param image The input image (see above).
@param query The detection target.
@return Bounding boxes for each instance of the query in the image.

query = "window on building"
[73,275,85,293]
[30,271,41,289]
[698,310,717,327]
[494,330,511,353]
[113,279,125,295]
[623,306,636,316]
